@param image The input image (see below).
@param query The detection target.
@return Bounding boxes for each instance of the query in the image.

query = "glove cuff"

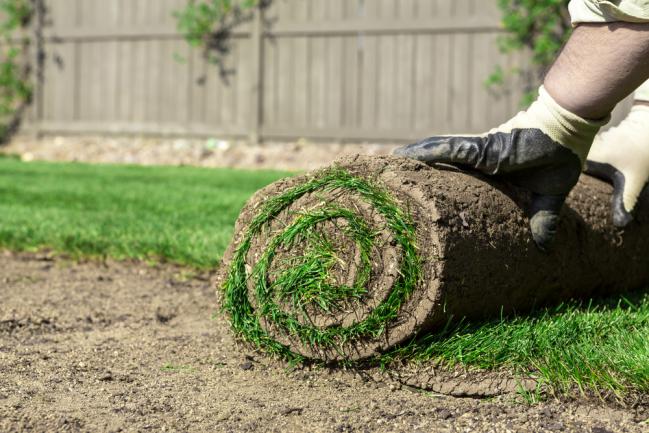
[635,79,649,102]
[530,86,610,165]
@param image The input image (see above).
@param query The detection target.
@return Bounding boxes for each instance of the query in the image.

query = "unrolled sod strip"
[218,155,649,362]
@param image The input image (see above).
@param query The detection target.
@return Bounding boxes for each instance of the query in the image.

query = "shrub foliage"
[174,0,261,62]
[488,0,572,105]
[0,0,33,142]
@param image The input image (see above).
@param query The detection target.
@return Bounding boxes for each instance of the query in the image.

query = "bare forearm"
[544,23,649,120]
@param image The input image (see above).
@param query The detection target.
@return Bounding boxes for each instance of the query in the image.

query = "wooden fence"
[24,1,563,142]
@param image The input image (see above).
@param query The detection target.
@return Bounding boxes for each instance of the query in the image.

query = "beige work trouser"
[569,0,649,101]
[570,0,649,23]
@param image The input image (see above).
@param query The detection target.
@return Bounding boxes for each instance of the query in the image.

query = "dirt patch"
[3,135,397,171]
[0,252,646,432]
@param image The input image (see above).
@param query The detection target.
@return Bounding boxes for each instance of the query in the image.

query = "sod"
[219,155,649,362]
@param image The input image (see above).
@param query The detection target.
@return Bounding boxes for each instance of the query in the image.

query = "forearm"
[544,23,649,120]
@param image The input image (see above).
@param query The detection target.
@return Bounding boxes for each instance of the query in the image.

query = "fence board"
[26,0,579,143]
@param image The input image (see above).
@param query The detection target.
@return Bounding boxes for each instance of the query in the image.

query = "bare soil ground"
[4,135,397,171]
[1,252,647,433]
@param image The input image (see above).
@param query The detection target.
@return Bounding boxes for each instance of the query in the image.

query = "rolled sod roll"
[218,155,649,362]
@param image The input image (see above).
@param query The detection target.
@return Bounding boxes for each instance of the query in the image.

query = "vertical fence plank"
[359,0,379,131]
[262,34,277,128]
[188,47,202,127]
[292,0,309,128]
[248,6,263,142]
[412,33,432,133]
[220,40,238,129]
[276,39,292,127]
[309,1,326,129]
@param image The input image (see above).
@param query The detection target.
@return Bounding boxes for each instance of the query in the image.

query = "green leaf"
[173,0,260,63]
[489,0,572,106]
[0,0,33,141]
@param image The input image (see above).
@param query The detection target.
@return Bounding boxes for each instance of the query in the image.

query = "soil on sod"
[0,252,647,433]
[221,155,649,363]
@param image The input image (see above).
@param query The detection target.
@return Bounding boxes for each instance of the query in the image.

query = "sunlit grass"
[0,158,290,267]
[382,295,649,399]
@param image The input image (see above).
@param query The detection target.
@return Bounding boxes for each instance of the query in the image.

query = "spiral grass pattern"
[221,168,422,361]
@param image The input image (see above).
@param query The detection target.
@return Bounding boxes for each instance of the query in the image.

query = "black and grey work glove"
[585,105,649,227]
[394,86,608,251]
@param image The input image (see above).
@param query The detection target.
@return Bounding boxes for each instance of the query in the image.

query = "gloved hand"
[585,104,649,227]
[394,86,608,251]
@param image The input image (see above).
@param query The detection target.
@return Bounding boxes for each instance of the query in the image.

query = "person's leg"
[394,3,649,249]
[585,80,649,226]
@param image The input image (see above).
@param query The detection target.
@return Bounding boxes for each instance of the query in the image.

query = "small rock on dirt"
[280,407,304,416]
[98,371,113,382]
[437,409,454,420]
[543,421,565,431]
[154,306,177,324]
[239,361,254,371]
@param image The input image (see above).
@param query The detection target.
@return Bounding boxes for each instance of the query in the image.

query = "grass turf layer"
[383,295,649,399]
[0,157,647,398]
[222,169,420,359]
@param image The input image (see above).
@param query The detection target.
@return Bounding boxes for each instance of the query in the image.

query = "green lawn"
[0,157,647,400]
[0,157,290,267]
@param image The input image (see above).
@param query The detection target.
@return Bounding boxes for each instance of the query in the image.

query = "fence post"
[249,5,264,145]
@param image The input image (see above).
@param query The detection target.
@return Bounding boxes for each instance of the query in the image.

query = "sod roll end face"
[218,155,649,362]
[220,161,433,361]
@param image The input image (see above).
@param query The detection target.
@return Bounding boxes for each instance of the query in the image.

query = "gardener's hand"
[585,105,649,227]
[394,86,608,251]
